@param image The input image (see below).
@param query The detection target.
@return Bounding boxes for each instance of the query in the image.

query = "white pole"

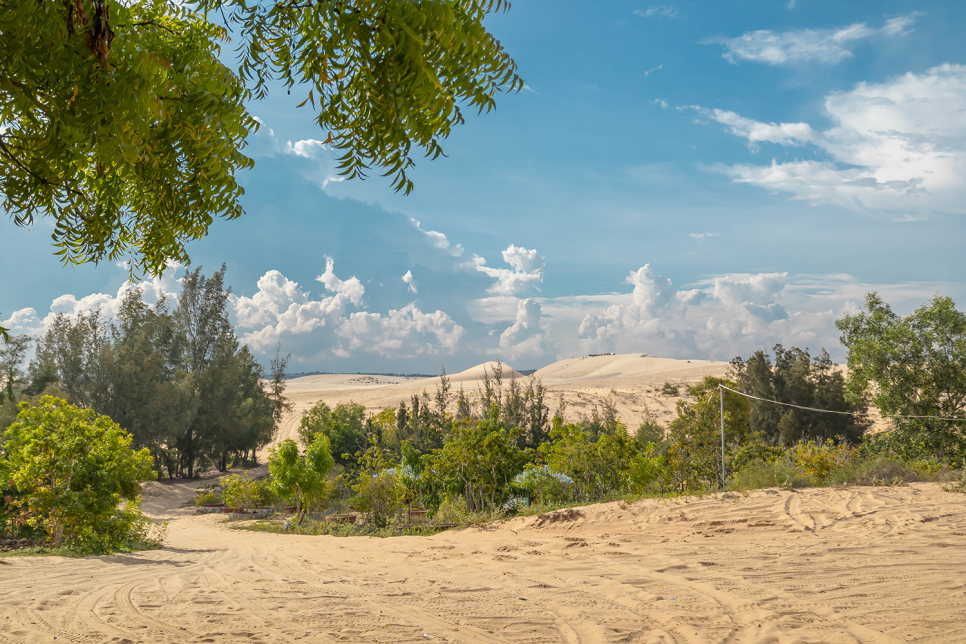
[719,384,725,489]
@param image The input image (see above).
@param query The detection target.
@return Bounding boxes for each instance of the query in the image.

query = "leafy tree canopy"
[2,396,155,549]
[837,293,966,461]
[0,0,522,287]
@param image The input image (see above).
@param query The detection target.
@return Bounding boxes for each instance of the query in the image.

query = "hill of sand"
[4,470,965,642]
[270,354,732,450]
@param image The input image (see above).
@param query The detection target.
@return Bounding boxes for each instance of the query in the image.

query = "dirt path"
[2,481,966,643]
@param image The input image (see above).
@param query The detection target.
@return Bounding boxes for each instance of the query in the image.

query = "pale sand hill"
[270,355,731,451]
[3,471,966,642]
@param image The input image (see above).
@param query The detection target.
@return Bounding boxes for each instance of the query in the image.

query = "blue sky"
[3,0,965,373]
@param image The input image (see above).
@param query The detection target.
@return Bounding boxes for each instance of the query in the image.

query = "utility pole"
[719,384,725,489]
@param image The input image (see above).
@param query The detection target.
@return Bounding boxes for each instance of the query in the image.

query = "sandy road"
[2,477,966,644]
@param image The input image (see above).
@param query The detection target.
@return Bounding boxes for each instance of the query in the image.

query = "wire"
[718,385,966,422]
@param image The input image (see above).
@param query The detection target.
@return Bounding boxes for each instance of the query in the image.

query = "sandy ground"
[271,355,734,449]
[2,474,966,643]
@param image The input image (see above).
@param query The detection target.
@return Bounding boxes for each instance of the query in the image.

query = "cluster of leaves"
[2,0,521,280]
[0,397,160,552]
[1,265,290,478]
[729,345,869,446]
[837,293,966,463]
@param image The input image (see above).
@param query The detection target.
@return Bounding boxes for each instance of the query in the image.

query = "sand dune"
[268,354,731,451]
[3,474,966,642]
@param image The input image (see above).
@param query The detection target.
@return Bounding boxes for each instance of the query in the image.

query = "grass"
[0,536,165,559]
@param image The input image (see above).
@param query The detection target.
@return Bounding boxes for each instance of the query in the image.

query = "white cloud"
[634,7,678,19]
[787,0,796,9]
[402,270,418,294]
[689,232,720,241]
[495,299,549,361]
[409,218,465,257]
[705,14,918,65]
[653,98,669,109]
[232,262,464,360]
[644,64,664,77]
[283,139,345,189]
[474,245,546,296]
[699,64,966,216]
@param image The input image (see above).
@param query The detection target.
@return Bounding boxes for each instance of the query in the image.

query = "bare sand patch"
[3,478,965,642]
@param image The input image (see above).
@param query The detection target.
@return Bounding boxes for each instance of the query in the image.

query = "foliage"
[195,492,222,506]
[627,447,666,494]
[29,266,277,477]
[730,345,869,446]
[837,293,966,462]
[297,401,367,467]
[429,406,531,513]
[661,382,679,396]
[2,397,155,550]
[539,417,641,501]
[663,377,749,492]
[268,436,334,520]
[349,444,404,528]
[220,473,271,513]
[789,440,856,484]
[2,0,521,276]
[942,461,966,493]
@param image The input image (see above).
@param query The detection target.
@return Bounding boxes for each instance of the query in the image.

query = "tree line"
[0,266,289,477]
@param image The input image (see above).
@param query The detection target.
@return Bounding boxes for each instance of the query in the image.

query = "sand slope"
[3,477,966,642]
[269,354,731,450]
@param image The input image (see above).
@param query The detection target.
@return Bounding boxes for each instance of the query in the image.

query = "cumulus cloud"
[232,261,464,360]
[634,7,678,19]
[409,218,465,257]
[697,64,966,216]
[705,14,918,65]
[653,98,668,109]
[338,305,465,358]
[495,299,549,361]
[572,265,812,359]
[402,270,418,294]
[474,245,546,296]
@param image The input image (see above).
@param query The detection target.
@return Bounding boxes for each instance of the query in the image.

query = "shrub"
[350,444,404,528]
[195,492,222,506]
[221,473,270,513]
[728,457,809,490]
[790,440,855,484]
[660,382,679,396]
[2,396,155,550]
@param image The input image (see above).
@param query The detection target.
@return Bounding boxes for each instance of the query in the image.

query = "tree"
[430,406,530,513]
[268,343,293,428]
[2,0,522,277]
[0,334,30,402]
[298,400,367,468]
[837,293,966,461]
[663,377,749,491]
[2,396,155,549]
[731,346,868,446]
[269,436,334,523]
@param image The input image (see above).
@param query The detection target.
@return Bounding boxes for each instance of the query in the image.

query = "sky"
[3,0,965,374]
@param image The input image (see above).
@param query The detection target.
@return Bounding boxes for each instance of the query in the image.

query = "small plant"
[942,460,966,493]
[790,440,855,484]
[221,473,268,513]
[195,492,222,506]
[660,382,679,396]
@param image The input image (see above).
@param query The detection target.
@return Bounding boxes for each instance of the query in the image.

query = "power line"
[718,385,966,422]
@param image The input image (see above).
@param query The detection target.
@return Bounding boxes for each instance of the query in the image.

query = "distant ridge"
[284,371,436,380]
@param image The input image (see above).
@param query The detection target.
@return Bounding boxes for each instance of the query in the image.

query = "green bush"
[221,473,272,513]
[195,492,222,506]
[728,457,810,490]
[2,396,156,551]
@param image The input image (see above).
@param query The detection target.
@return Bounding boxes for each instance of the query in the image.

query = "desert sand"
[2,354,954,643]
[271,355,733,448]
[2,470,966,643]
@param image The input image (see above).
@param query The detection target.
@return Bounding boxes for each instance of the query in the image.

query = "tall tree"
[2,0,522,277]
[837,293,966,461]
